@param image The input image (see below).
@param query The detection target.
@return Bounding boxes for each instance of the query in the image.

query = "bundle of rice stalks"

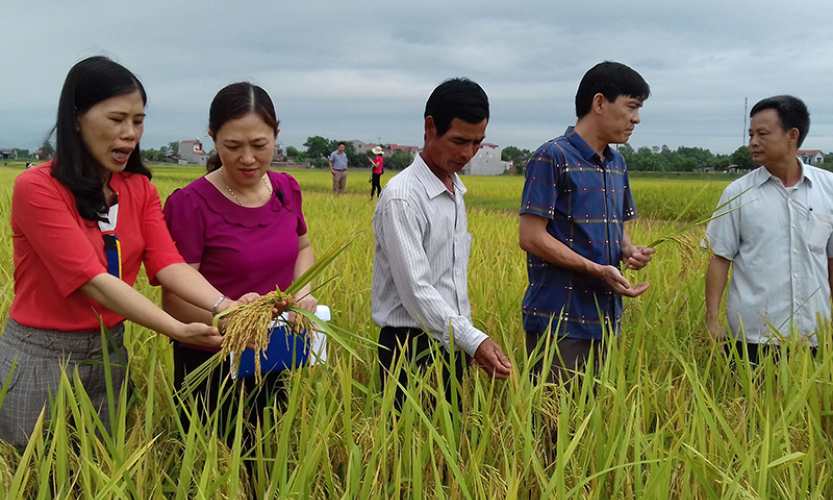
[218,289,314,384]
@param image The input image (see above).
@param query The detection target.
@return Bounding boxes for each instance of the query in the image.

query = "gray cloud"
[1,0,831,155]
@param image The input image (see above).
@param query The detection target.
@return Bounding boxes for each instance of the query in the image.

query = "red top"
[372,156,383,175]
[9,161,184,331]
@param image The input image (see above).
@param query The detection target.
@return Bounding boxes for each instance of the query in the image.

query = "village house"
[0,148,18,160]
[797,150,825,166]
[178,139,208,166]
[463,143,511,176]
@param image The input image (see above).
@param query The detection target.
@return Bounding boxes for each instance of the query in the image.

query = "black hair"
[575,61,651,119]
[206,82,280,172]
[750,95,811,147]
[424,78,489,137]
[337,141,346,147]
[51,56,150,222]
[205,82,283,204]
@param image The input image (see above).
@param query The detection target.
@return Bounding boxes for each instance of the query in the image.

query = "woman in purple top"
[162,82,317,439]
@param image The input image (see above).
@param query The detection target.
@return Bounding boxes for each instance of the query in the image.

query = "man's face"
[423,117,487,176]
[338,144,345,153]
[600,95,642,144]
[748,109,796,167]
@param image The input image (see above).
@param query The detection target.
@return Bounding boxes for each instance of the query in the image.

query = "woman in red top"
[0,56,249,449]
[370,146,384,199]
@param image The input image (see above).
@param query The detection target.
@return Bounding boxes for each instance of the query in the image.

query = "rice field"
[1,162,832,499]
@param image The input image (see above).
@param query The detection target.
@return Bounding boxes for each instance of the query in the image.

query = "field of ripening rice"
[1,161,832,499]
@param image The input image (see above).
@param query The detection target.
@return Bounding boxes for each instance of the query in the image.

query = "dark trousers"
[370,173,382,198]
[173,342,287,447]
[377,327,469,412]
[724,341,818,366]
[526,331,604,385]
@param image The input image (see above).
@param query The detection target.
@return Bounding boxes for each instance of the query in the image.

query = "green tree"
[387,150,414,171]
[501,145,532,175]
[304,136,331,159]
[731,146,755,170]
[167,141,180,156]
[40,139,55,160]
[16,149,30,159]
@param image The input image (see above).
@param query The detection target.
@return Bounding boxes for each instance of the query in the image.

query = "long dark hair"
[206,82,280,173]
[51,56,151,222]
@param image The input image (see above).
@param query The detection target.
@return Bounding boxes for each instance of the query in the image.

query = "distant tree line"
[502,142,833,175]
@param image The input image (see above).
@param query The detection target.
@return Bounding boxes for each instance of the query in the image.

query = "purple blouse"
[164,171,307,301]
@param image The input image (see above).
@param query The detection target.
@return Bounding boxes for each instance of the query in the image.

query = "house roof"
[180,139,201,145]
[798,150,823,156]
[480,143,499,149]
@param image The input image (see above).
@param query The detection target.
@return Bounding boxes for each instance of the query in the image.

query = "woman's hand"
[174,322,224,349]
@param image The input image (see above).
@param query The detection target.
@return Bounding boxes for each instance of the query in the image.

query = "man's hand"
[622,245,656,270]
[597,265,649,297]
[706,316,725,344]
[470,338,512,380]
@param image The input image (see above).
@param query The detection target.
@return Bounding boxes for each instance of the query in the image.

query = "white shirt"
[705,161,833,345]
[371,154,488,356]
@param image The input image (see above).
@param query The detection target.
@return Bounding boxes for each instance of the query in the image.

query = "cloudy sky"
[2,0,832,155]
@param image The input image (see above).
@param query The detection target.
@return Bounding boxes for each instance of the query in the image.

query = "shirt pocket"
[808,212,833,253]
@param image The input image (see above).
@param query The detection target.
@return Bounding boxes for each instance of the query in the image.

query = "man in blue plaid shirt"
[519,61,655,382]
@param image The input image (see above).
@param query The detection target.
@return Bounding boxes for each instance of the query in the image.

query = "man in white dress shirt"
[372,78,512,410]
[705,95,833,364]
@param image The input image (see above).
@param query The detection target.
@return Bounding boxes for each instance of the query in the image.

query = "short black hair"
[750,95,810,147]
[338,141,346,147]
[52,56,150,222]
[424,78,489,137]
[575,61,650,119]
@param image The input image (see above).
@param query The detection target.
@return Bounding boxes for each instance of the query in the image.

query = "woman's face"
[77,90,145,177]
[211,113,276,187]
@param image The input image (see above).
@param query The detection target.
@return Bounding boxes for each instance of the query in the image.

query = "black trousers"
[525,331,605,385]
[370,173,382,198]
[724,341,818,366]
[377,327,469,412]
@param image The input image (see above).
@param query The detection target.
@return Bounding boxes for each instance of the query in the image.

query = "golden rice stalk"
[218,288,314,384]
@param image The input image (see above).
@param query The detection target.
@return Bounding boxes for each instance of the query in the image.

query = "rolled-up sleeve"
[703,185,742,261]
[377,199,487,356]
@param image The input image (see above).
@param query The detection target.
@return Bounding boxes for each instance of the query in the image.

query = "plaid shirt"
[520,127,637,339]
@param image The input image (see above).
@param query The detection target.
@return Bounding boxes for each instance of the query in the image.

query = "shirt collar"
[564,126,614,163]
[412,153,467,199]
[754,158,813,188]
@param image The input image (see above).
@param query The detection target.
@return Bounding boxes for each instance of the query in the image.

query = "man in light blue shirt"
[329,142,349,194]
[705,95,833,363]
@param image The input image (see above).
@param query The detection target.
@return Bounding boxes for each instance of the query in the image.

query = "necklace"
[221,167,272,206]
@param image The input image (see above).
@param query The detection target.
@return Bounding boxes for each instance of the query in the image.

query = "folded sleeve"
[622,170,638,221]
[11,172,106,297]
[703,184,742,260]
[141,182,185,282]
[520,144,560,219]
[377,199,488,356]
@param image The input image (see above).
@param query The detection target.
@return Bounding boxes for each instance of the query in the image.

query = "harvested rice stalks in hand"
[217,288,314,383]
